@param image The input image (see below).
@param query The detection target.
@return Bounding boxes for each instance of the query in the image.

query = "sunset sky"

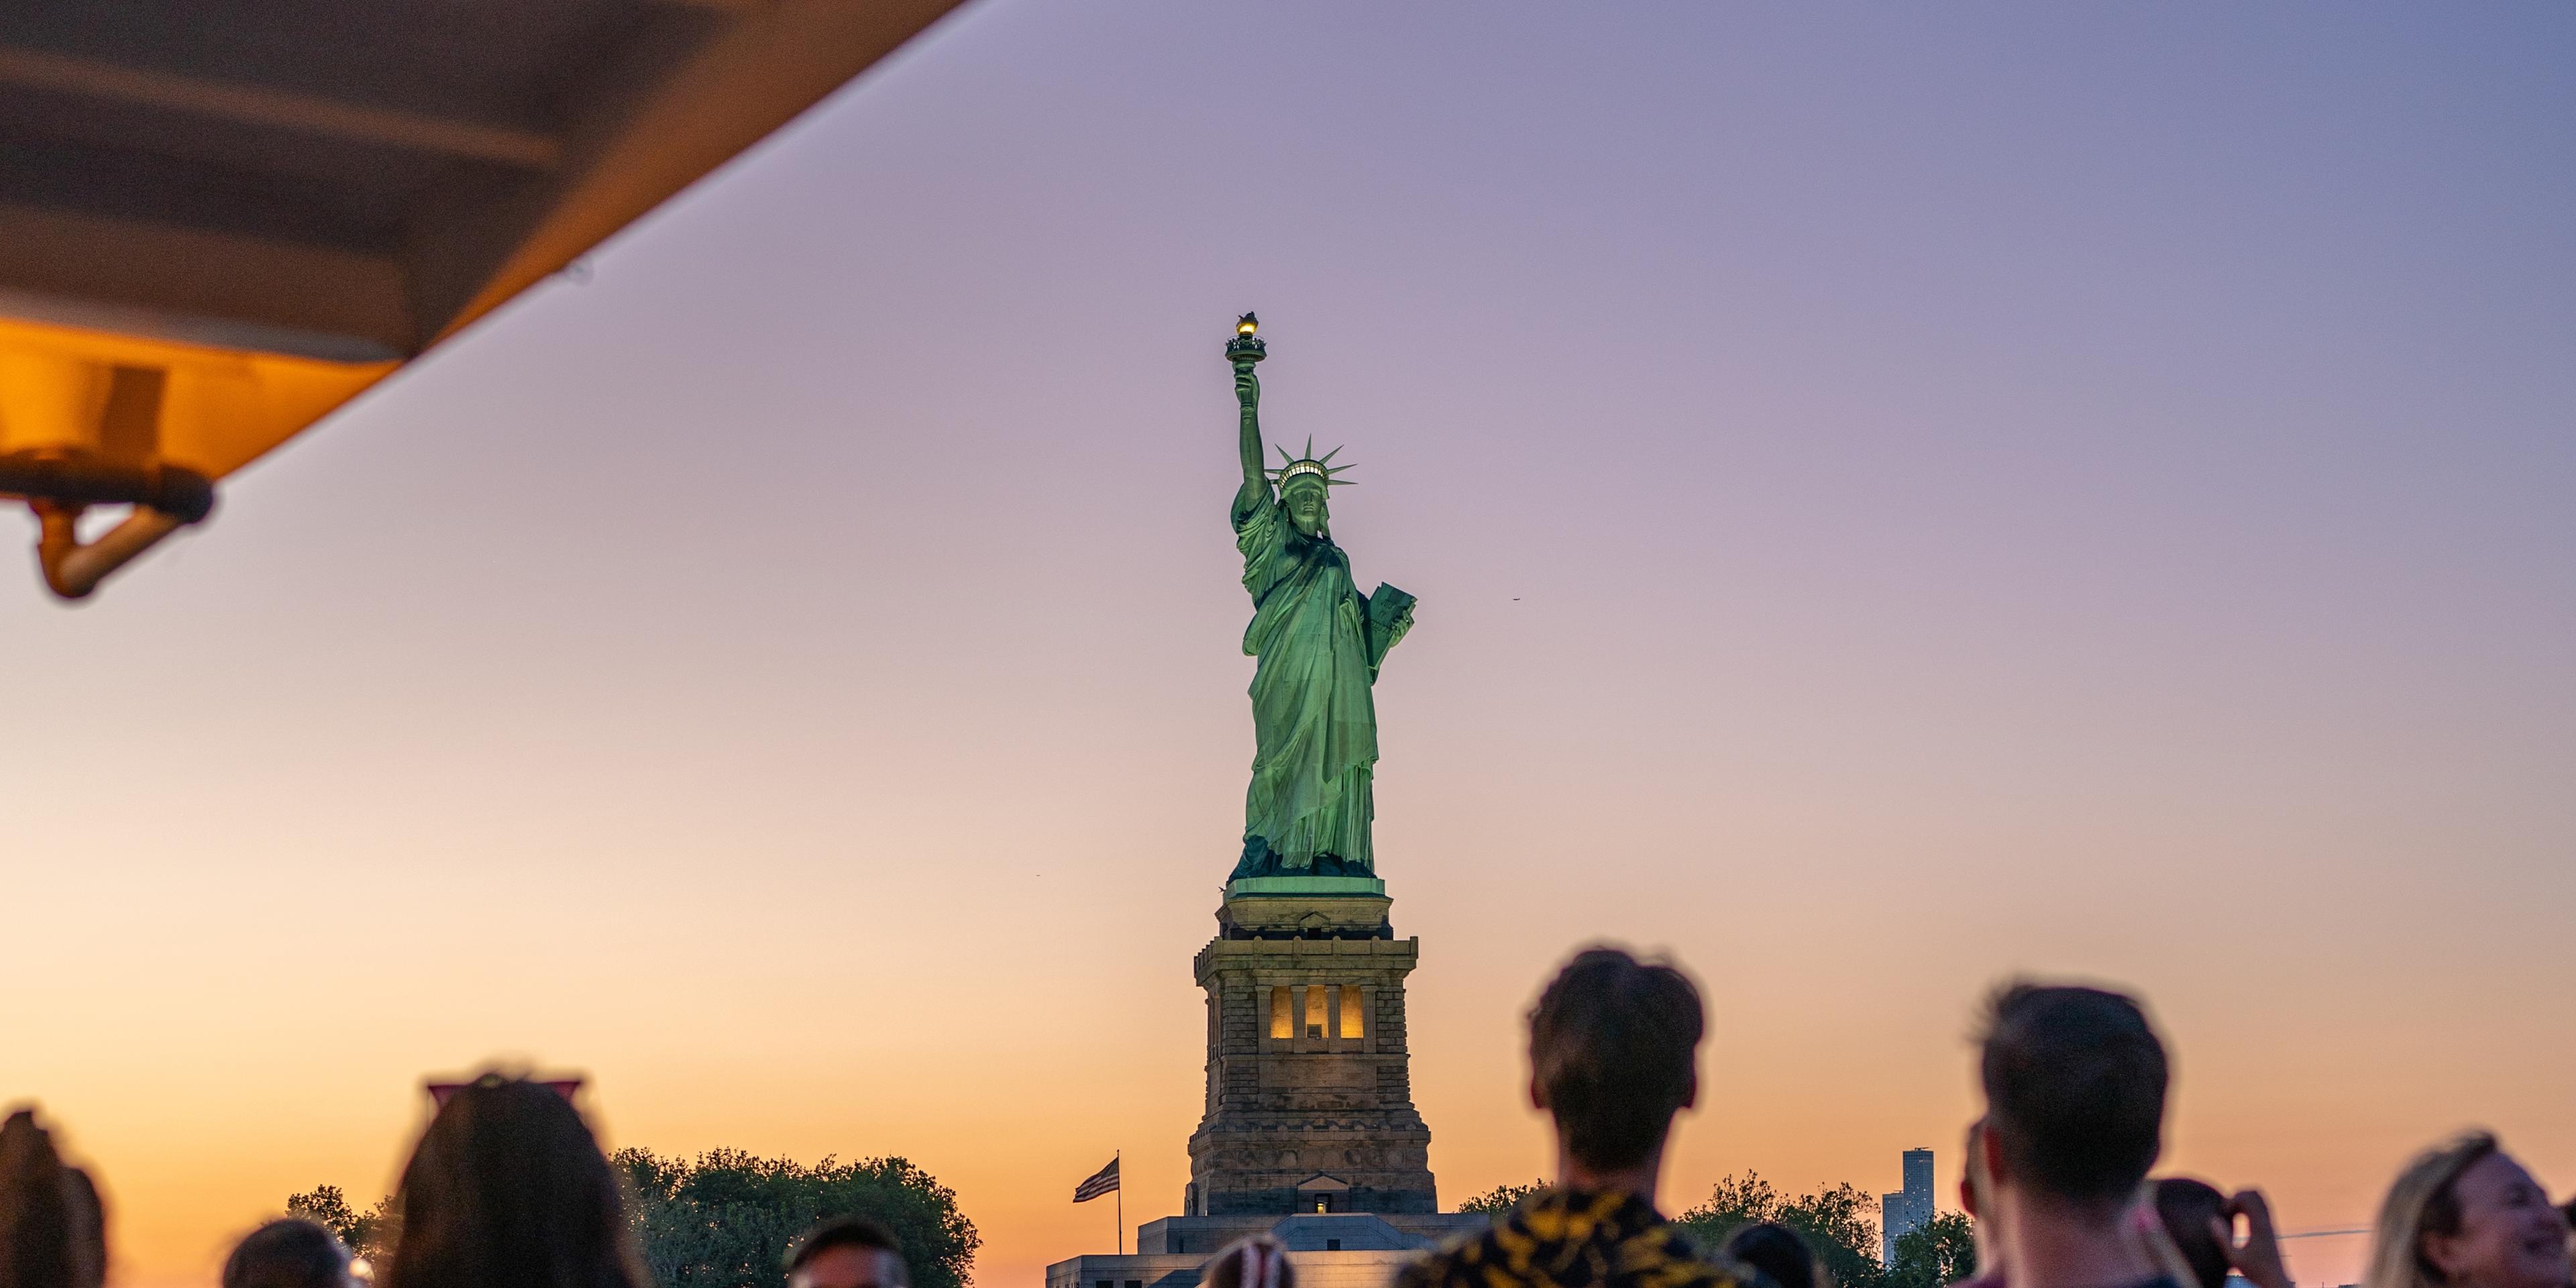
[4,4,2573,1287]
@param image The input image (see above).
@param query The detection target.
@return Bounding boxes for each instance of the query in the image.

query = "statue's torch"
[1226,311,1266,374]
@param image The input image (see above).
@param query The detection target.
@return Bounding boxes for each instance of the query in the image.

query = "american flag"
[1073,1155,1120,1203]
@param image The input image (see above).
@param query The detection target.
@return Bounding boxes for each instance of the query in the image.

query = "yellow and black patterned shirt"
[1397,1188,1754,1288]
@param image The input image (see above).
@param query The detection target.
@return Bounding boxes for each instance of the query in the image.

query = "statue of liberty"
[1225,315,1415,881]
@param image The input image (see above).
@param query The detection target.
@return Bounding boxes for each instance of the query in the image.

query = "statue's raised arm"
[1236,367,1265,481]
[1220,315,1413,882]
[1234,365,1269,515]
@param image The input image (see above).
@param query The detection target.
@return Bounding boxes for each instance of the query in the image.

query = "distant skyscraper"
[1880,1147,1935,1266]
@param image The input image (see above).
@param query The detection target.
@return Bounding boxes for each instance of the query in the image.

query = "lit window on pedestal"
[1304,987,1326,1039]
[1341,986,1363,1039]
[1270,987,1291,1039]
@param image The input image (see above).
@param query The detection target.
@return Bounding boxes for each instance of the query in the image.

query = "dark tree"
[615,1148,980,1288]
[1454,1180,1550,1216]
[286,1148,975,1288]
[283,1184,395,1265]
[1886,1211,1977,1288]
[1675,1172,1884,1288]
[1674,1172,1782,1233]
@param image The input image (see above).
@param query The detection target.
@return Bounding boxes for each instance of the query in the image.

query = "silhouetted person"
[225,1219,353,1288]
[2153,1178,2290,1288]
[0,1108,107,1288]
[1721,1223,1815,1288]
[787,1216,911,1288]
[1397,946,1751,1288]
[379,1074,648,1288]
[2364,1132,2570,1288]
[1974,982,2170,1288]
[1202,1236,1293,1288]
[2152,1179,2230,1288]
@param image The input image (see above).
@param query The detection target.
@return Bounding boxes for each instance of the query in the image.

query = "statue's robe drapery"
[1232,481,1411,879]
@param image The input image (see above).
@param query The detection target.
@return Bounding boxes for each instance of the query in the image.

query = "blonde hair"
[2363,1132,2502,1288]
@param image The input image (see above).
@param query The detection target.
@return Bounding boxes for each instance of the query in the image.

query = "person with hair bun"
[1397,946,1752,1288]
[0,1108,108,1288]
[378,1073,649,1288]
[1203,1235,1291,1288]
[2363,1133,2569,1288]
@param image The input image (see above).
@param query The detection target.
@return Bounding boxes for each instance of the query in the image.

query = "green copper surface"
[1228,319,1415,880]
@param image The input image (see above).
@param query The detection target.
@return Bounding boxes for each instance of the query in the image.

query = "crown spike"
[1269,439,1359,491]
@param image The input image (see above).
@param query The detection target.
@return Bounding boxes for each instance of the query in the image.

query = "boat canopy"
[0,0,965,595]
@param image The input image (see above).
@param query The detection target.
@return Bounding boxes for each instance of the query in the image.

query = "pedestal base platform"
[1216,877,1391,941]
[1044,1213,1492,1288]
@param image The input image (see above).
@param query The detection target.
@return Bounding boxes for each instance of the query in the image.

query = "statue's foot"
[1311,852,1372,878]
[1232,837,1280,880]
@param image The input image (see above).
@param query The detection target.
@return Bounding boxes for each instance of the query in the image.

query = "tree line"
[288,1148,979,1288]
[287,1153,1972,1288]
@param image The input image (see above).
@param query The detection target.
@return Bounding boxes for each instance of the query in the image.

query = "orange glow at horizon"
[13,847,2567,1288]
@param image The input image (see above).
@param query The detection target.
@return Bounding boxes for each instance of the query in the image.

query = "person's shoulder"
[1403,1190,1633,1288]
[1399,1222,1511,1288]
[1617,1221,1760,1288]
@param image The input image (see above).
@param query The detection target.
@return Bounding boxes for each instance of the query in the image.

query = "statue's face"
[1284,480,1329,537]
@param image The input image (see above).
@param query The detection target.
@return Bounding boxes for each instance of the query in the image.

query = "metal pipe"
[34,502,188,599]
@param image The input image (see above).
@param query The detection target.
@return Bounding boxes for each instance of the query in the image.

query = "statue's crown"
[1270,437,1354,489]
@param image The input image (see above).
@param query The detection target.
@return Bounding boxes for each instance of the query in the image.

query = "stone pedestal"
[1184,877,1437,1217]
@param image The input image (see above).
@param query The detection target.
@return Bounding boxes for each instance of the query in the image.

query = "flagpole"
[1116,1150,1123,1256]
